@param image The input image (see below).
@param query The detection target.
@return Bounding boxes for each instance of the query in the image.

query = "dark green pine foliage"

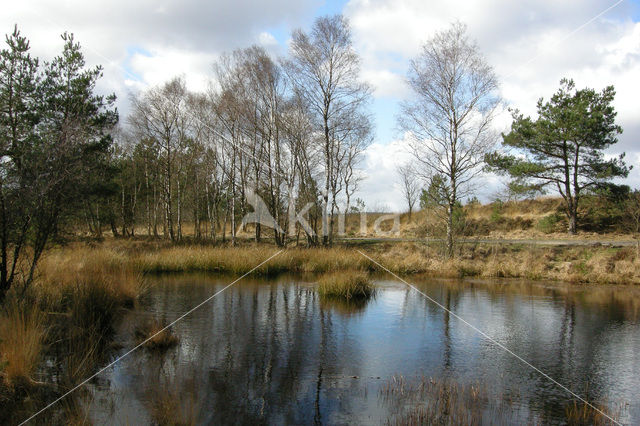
[0,26,42,300]
[486,78,630,234]
[0,28,118,301]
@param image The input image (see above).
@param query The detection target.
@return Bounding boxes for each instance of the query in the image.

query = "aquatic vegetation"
[564,399,625,426]
[381,375,500,425]
[380,374,623,426]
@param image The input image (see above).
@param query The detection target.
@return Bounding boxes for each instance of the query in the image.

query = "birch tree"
[399,22,499,257]
[286,14,372,245]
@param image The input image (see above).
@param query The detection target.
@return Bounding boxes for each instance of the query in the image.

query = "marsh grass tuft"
[0,302,46,388]
[317,271,374,300]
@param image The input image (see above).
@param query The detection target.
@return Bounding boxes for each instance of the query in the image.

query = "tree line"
[0,15,374,299]
[98,15,372,247]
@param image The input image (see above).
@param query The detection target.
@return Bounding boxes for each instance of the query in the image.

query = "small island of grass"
[317,271,375,300]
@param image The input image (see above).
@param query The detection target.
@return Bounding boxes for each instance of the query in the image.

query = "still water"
[87,274,640,425]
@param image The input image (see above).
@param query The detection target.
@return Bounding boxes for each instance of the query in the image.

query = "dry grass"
[135,318,179,351]
[30,240,640,286]
[371,243,640,284]
[0,244,147,395]
[317,271,374,300]
[134,245,373,275]
[0,302,47,387]
[35,245,146,308]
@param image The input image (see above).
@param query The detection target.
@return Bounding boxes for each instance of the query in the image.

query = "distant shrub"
[466,196,480,207]
[490,200,504,223]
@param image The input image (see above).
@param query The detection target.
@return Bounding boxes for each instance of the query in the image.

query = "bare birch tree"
[398,22,499,257]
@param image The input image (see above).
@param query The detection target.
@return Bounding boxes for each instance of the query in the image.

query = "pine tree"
[486,79,630,234]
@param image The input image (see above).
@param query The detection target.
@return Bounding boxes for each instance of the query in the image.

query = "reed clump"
[317,271,374,300]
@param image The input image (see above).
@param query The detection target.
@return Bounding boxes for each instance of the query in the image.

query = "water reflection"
[74,275,640,424]
[319,294,372,317]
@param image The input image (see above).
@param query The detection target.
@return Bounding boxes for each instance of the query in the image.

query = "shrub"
[490,200,504,223]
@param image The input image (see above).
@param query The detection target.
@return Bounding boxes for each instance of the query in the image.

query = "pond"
[67,274,640,424]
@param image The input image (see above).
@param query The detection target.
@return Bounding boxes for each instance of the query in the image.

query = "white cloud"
[258,31,278,47]
[357,137,414,212]
[361,69,408,98]
[128,48,215,92]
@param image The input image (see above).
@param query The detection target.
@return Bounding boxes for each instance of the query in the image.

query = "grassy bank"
[88,238,640,284]
[35,239,640,285]
[133,245,372,274]
[370,242,640,284]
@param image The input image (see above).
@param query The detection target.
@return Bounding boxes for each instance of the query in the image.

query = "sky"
[3,0,640,211]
